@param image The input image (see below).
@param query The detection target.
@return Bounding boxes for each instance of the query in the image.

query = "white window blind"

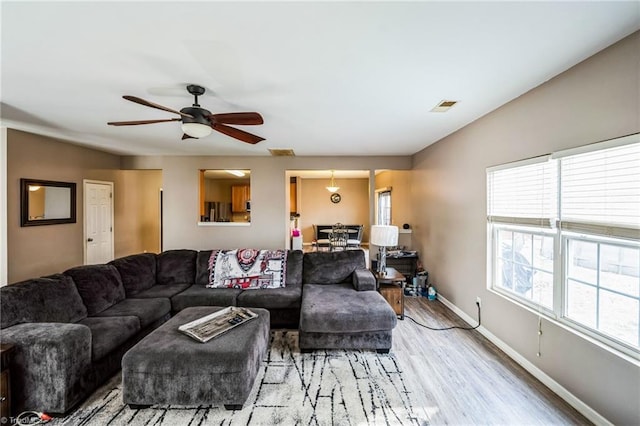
[560,142,640,239]
[487,157,557,227]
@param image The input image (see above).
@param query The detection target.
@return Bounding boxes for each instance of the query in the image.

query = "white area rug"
[51,331,428,425]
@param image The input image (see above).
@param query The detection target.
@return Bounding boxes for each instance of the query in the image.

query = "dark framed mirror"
[20,178,76,226]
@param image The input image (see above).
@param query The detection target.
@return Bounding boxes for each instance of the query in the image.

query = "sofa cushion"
[156,250,197,285]
[94,298,170,329]
[285,250,303,286]
[170,285,242,312]
[195,250,214,285]
[132,283,190,299]
[300,284,397,333]
[302,250,367,284]
[76,316,140,360]
[109,253,157,296]
[64,264,126,316]
[1,275,88,329]
[237,285,302,310]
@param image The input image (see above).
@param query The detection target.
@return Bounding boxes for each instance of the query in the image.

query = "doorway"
[84,180,114,265]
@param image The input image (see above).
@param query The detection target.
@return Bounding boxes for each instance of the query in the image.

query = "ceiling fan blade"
[209,112,264,125]
[122,95,193,118]
[212,123,265,144]
[182,133,195,140]
[107,118,182,126]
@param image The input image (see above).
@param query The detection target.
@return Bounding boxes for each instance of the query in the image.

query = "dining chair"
[314,224,331,251]
[330,223,347,251]
[346,225,363,249]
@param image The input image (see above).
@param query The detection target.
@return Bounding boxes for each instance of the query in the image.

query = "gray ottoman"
[122,306,270,410]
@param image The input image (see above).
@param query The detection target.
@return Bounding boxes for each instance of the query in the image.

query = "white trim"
[552,132,639,159]
[436,294,614,426]
[486,154,551,173]
[487,288,640,368]
[83,179,115,264]
[375,186,392,193]
[0,127,7,286]
[197,221,250,227]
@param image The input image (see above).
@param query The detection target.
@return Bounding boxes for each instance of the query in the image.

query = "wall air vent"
[430,100,458,112]
[269,149,296,156]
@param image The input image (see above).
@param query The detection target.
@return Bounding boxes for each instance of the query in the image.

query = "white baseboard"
[437,295,612,426]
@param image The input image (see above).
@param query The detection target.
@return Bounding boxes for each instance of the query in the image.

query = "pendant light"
[326,170,340,193]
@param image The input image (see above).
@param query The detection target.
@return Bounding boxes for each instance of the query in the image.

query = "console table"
[376,267,406,320]
[385,253,419,281]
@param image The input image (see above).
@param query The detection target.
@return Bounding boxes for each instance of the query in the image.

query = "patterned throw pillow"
[207,248,288,289]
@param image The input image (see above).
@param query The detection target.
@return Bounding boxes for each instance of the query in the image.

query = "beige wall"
[115,170,162,256]
[6,130,161,283]
[298,177,370,243]
[122,156,412,251]
[410,32,640,425]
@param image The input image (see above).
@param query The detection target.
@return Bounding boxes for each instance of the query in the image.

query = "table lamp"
[370,225,398,276]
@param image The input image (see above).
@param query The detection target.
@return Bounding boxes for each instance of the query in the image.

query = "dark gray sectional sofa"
[0,248,396,414]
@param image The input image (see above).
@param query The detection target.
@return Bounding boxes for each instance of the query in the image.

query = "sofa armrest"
[1,322,92,413]
[352,268,376,291]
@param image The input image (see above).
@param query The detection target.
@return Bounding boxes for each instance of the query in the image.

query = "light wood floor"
[394,297,591,425]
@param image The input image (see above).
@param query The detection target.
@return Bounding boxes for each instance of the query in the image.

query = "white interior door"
[84,180,114,264]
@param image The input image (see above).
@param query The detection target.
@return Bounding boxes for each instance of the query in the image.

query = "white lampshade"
[181,122,213,138]
[370,225,398,247]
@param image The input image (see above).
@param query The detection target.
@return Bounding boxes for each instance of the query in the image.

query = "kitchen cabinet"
[232,185,250,213]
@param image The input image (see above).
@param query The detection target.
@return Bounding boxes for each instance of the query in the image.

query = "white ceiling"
[1,1,638,157]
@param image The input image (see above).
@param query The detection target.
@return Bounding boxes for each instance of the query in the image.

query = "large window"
[487,134,640,356]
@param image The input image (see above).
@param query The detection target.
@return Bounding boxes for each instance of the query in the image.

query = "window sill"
[488,287,640,366]
[197,222,251,227]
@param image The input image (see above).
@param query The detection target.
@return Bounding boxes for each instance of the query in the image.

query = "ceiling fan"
[107,84,265,144]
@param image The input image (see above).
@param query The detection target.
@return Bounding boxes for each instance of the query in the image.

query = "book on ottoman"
[178,306,258,343]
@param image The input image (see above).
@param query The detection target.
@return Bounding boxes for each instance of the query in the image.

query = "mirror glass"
[21,179,76,226]
[199,170,251,223]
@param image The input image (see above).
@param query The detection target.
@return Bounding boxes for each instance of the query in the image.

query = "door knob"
[87,238,94,242]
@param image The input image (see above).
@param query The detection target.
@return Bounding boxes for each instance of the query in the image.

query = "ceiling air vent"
[269,149,296,156]
[430,100,458,112]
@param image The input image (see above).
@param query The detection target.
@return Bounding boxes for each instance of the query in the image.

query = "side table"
[376,267,406,320]
[1,343,15,420]
[385,254,419,282]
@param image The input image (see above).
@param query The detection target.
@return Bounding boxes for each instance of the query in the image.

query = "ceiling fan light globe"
[181,122,212,138]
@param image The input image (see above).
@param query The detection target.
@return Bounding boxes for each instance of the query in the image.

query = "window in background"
[487,134,640,356]
[376,189,391,225]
